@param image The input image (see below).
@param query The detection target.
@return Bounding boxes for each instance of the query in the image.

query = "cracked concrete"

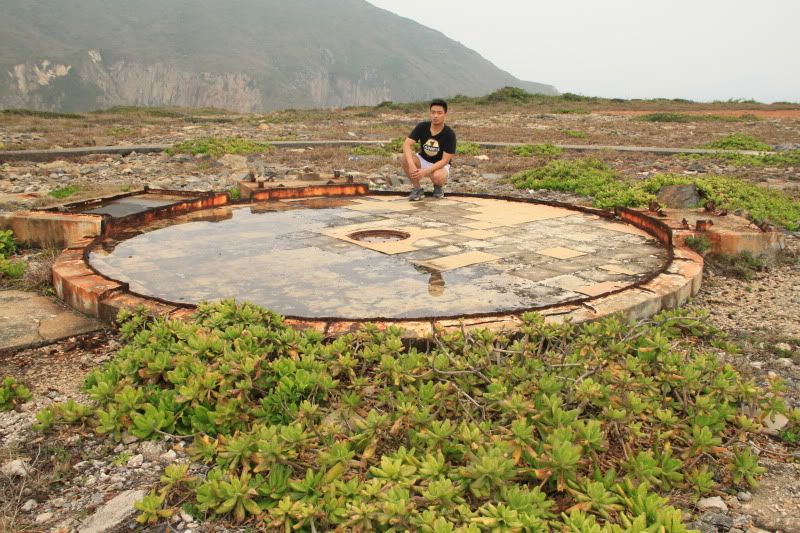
[0,290,101,351]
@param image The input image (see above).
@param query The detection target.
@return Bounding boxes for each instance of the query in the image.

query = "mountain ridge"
[0,0,557,112]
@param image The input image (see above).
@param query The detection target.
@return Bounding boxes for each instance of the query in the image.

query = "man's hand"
[410,167,428,180]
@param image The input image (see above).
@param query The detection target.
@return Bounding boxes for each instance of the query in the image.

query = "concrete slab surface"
[0,290,102,352]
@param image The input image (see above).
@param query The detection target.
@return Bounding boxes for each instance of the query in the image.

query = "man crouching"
[402,98,457,201]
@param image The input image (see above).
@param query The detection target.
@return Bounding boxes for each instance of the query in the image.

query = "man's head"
[429,99,448,126]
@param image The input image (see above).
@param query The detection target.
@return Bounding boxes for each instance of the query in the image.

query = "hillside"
[0,0,557,112]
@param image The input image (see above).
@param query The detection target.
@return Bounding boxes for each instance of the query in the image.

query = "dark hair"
[430,99,448,112]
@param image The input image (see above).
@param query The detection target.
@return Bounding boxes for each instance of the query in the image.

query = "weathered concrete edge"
[0,141,770,162]
[0,327,105,358]
[49,193,704,339]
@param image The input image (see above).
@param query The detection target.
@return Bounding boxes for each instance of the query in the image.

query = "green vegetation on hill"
[637,113,759,123]
[34,300,790,529]
[0,0,555,111]
[512,159,800,230]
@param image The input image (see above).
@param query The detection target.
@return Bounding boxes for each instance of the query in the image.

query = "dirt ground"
[1,98,799,531]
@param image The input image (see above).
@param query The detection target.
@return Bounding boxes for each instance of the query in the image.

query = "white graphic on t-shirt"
[423,139,440,157]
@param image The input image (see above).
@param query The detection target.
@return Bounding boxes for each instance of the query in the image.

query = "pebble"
[140,441,164,462]
[126,453,144,468]
[697,496,728,512]
[737,491,752,502]
[1,458,31,477]
[21,498,38,512]
[35,512,53,524]
[159,449,178,464]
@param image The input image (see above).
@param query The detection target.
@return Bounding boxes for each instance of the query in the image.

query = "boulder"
[656,184,701,208]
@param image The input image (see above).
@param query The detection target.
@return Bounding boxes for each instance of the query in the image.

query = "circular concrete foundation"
[88,194,670,321]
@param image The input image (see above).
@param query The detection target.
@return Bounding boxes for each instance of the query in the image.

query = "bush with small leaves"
[41,301,783,530]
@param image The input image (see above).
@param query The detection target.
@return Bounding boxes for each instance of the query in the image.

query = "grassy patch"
[637,113,759,123]
[48,185,80,199]
[168,137,273,158]
[456,141,481,156]
[39,301,780,529]
[681,149,800,167]
[554,108,590,115]
[683,235,712,255]
[511,143,564,158]
[511,159,651,208]
[94,106,185,118]
[108,126,136,138]
[704,134,771,151]
[561,129,587,139]
[512,160,800,230]
[349,137,406,157]
[706,252,765,280]
[1,108,83,119]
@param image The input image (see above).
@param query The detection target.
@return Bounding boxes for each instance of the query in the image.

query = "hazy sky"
[367,0,799,103]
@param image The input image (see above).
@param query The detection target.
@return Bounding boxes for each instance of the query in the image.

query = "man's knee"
[432,169,449,185]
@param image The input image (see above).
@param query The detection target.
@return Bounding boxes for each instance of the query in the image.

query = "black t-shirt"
[408,121,457,164]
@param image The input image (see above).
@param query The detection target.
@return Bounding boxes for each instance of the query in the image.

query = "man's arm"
[403,137,418,168]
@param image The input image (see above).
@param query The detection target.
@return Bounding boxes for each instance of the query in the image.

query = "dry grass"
[0,441,76,532]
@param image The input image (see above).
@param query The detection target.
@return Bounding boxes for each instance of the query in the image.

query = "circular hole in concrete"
[348,229,410,243]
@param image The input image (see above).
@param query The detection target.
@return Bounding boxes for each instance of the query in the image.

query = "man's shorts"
[415,153,450,177]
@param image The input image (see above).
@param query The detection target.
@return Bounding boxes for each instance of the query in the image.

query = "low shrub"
[0,257,27,280]
[48,185,79,199]
[512,161,800,230]
[684,235,712,255]
[350,137,406,157]
[511,143,564,158]
[511,159,651,209]
[1,109,83,119]
[0,229,16,257]
[38,301,782,529]
[456,142,481,156]
[704,134,771,151]
[706,252,766,280]
[561,129,587,139]
[168,137,273,158]
[0,377,32,411]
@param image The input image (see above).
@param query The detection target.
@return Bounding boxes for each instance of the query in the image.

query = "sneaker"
[432,185,445,199]
[408,187,424,201]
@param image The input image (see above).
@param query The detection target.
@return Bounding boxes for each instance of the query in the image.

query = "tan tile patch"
[457,229,500,239]
[599,264,639,276]
[536,247,587,259]
[462,221,497,230]
[414,251,500,272]
[344,200,417,212]
[466,204,574,225]
[573,281,629,297]
[539,274,589,292]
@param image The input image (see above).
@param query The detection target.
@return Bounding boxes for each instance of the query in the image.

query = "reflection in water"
[414,264,446,297]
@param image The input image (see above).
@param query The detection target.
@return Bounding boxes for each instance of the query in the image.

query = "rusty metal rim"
[347,229,411,242]
[81,191,676,323]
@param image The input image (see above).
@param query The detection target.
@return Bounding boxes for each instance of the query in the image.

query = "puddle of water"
[79,196,183,217]
[89,201,663,319]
